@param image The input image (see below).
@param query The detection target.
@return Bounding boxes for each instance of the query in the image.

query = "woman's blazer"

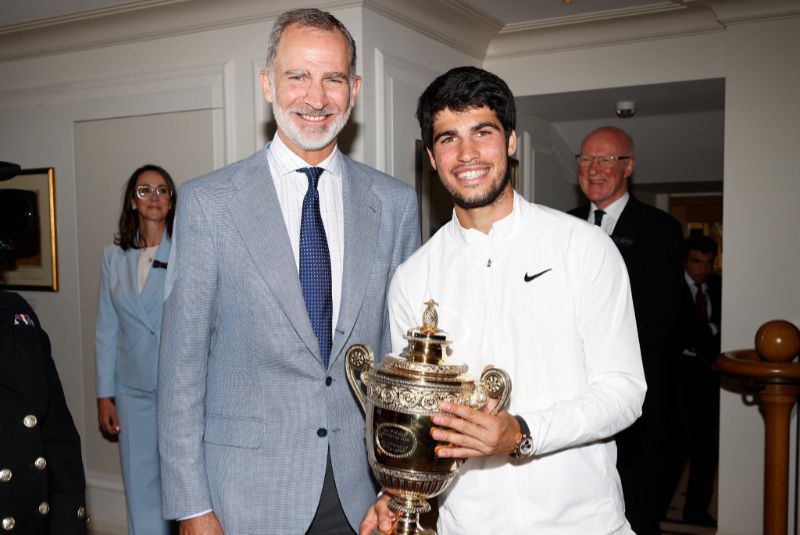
[95,234,171,397]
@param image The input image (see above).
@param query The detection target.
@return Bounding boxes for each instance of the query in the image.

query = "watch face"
[519,437,534,456]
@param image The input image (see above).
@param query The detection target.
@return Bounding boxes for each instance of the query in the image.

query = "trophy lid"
[371,300,468,383]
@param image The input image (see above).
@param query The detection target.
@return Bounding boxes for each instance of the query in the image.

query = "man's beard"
[271,83,352,152]
[443,160,511,210]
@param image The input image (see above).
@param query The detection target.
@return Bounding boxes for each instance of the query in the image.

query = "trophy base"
[371,517,435,535]
[383,497,436,535]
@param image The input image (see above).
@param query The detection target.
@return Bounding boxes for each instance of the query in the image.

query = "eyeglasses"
[135,184,172,199]
[575,155,633,169]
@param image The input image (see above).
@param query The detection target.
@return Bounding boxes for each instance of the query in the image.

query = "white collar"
[591,191,629,222]
[268,133,341,178]
[449,191,527,247]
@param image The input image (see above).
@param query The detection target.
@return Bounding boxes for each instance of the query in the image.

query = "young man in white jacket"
[360,66,646,535]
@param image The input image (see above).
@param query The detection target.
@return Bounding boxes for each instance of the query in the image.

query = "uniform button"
[23,415,38,428]
[325,376,333,386]
[76,506,86,520]
[317,428,327,437]
[34,457,46,471]
[38,502,49,515]
[1,517,14,530]
[0,469,11,483]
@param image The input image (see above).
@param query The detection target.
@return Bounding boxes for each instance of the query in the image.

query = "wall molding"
[487,5,724,59]
[363,0,498,60]
[86,469,127,532]
[1,0,796,65]
[0,61,227,112]
[0,0,337,62]
[374,49,440,177]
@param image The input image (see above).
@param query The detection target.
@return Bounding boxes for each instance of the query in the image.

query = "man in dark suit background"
[664,234,721,527]
[568,126,684,535]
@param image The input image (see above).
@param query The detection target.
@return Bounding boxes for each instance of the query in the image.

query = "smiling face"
[577,127,635,210]
[428,105,516,216]
[260,23,361,164]
[132,170,171,225]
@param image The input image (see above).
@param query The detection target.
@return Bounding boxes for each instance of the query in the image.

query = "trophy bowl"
[346,300,512,535]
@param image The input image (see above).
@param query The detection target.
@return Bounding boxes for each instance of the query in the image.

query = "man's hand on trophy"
[431,400,521,458]
[359,495,397,535]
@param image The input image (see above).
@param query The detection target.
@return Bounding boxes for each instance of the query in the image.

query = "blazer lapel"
[141,233,171,328]
[329,157,381,366]
[226,146,320,360]
[572,204,590,220]
[610,198,638,251]
[124,246,157,332]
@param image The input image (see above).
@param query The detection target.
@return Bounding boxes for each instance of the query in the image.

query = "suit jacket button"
[38,502,49,515]
[76,506,86,520]
[34,457,46,471]
[0,469,11,483]
[317,428,327,437]
[1,517,14,530]
[23,415,38,428]
[325,377,332,386]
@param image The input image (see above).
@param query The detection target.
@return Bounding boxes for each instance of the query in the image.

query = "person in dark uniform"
[0,161,89,533]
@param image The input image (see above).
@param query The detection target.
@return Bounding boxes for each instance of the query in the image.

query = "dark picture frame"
[0,167,59,291]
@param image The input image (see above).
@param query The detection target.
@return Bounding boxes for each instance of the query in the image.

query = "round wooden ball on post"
[716,319,800,535]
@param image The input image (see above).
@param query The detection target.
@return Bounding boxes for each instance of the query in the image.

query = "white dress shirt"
[267,134,345,337]
[589,191,629,235]
[137,245,158,293]
[388,192,645,534]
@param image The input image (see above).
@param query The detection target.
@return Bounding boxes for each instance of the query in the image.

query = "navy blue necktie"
[297,167,332,367]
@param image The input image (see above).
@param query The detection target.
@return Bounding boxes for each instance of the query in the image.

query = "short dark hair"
[684,234,718,259]
[115,164,177,251]
[416,66,516,150]
[266,8,357,77]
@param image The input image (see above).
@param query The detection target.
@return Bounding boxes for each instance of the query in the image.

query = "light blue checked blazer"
[157,144,420,533]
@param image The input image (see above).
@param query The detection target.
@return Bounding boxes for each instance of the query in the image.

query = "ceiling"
[0,0,676,28]
[460,0,673,26]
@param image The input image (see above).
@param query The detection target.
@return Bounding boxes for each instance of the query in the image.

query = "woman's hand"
[97,397,120,439]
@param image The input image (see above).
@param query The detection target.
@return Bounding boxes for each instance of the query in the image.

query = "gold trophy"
[345,300,512,535]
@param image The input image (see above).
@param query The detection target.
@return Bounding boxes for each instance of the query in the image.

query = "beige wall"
[718,16,800,534]
[486,15,800,535]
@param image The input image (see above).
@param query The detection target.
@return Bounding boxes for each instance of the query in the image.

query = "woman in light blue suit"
[95,164,177,535]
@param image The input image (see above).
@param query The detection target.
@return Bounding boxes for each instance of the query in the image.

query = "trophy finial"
[421,300,439,333]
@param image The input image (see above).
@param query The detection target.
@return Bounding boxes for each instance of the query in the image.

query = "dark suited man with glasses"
[569,126,684,535]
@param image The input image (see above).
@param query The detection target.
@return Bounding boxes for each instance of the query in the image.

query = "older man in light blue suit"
[157,8,420,535]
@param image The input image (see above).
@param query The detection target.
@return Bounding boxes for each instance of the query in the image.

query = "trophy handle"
[345,344,375,414]
[479,368,512,415]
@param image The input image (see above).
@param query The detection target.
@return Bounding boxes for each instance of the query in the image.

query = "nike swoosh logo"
[524,268,552,282]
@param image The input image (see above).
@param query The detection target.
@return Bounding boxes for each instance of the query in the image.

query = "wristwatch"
[510,415,534,458]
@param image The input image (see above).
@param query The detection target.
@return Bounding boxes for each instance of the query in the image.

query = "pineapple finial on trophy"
[421,300,439,334]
